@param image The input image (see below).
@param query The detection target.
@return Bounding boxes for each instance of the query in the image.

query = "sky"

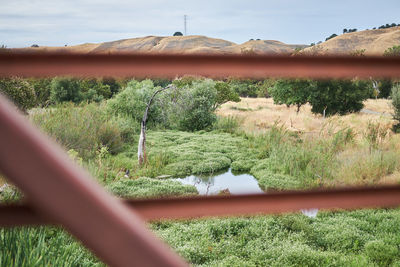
[1,0,400,48]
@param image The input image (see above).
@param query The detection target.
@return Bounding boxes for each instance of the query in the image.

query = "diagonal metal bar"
[2,184,400,226]
[0,94,187,267]
[1,52,400,79]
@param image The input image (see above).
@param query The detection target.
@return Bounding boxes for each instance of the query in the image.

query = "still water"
[174,168,264,195]
[174,169,319,218]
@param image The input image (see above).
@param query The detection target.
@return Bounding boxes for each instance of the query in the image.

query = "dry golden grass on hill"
[217,97,394,136]
[13,35,306,55]
[302,26,400,55]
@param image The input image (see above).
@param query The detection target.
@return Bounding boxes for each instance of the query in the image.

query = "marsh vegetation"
[1,76,400,266]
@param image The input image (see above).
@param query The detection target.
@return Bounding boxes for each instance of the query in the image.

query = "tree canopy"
[269,79,311,113]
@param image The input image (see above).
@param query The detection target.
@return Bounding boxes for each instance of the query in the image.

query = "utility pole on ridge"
[184,15,187,36]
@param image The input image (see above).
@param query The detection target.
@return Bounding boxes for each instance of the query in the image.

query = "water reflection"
[174,168,264,195]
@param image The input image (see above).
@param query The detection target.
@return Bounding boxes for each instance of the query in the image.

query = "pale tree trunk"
[137,121,146,165]
[372,80,379,100]
[138,85,174,166]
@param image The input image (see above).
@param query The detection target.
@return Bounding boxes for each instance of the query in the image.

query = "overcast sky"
[2,0,400,48]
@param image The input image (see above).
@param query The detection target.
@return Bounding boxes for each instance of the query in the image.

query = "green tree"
[308,79,371,116]
[79,78,111,102]
[269,79,311,113]
[214,81,240,109]
[175,79,218,131]
[325,34,338,41]
[101,77,122,96]
[226,79,258,97]
[391,84,400,132]
[28,78,52,107]
[106,79,164,126]
[0,77,37,112]
[50,77,82,104]
[378,79,393,98]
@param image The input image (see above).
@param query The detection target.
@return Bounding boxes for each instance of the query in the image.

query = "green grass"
[107,177,198,198]
[153,209,400,267]
[0,227,102,267]
[5,105,400,266]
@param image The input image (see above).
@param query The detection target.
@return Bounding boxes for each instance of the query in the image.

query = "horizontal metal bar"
[2,184,399,226]
[1,53,400,79]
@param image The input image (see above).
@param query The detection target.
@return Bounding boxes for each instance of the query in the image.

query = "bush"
[213,116,241,134]
[0,77,37,112]
[160,79,219,131]
[174,79,218,131]
[364,240,398,266]
[50,77,82,104]
[31,103,123,159]
[28,78,52,107]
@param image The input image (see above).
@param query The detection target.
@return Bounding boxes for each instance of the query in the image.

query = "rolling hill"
[301,26,400,55]
[12,35,306,55]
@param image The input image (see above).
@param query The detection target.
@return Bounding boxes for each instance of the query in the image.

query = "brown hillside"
[12,35,306,55]
[302,27,400,55]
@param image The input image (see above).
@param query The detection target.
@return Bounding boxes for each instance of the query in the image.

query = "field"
[1,92,400,266]
[217,98,394,135]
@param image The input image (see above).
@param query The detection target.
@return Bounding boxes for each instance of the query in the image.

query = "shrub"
[28,78,52,107]
[161,79,219,131]
[31,103,123,159]
[364,240,398,266]
[384,45,400,57]
[50,77,82,104]
[0,77,37,112]
[213,116,241,134]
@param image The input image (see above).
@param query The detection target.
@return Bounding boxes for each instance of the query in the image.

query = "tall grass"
[30,103,128,159]
[0,227,102,267]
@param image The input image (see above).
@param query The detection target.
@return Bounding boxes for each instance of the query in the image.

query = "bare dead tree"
[138,84,175,165]
[372,80,379,99]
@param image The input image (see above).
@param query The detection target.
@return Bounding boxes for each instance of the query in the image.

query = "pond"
[174,168,264,195]
[174,168,319,218]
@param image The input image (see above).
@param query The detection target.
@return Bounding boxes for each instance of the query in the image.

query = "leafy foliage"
[391,84,400,132]
[384,45,400,56]
[106,79,164,126]
[325,33,337,41]
[0,77,37,112]
[50,77,82,104]
[31,103,124,158]
[28,78,52,107]
[308,79,371,116]
[269,79,311,113]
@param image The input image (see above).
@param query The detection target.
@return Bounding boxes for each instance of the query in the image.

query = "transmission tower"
[184,15,187,36]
